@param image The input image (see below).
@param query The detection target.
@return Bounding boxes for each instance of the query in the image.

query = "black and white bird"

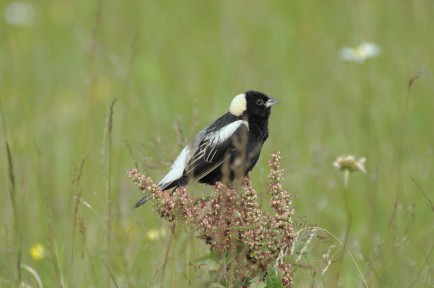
[134,90,279,207]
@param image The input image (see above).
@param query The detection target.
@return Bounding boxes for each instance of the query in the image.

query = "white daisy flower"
[333,155,367,174]
[4,1,35,27]
[339,42,381,63]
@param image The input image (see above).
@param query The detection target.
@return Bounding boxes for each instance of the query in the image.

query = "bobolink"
[134,90,279,207]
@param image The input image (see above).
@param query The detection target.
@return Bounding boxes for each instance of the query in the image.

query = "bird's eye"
[256,99,264,105]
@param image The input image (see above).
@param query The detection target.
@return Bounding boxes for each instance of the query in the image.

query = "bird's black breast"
[244,122,268,173]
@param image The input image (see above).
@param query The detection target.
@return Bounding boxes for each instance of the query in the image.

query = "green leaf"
[265,269,284,288]
[209,284,226,288]
[190,251,218,264]
[249,273,267,288]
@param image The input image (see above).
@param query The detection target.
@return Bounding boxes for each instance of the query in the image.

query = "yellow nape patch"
[229,94,246,116]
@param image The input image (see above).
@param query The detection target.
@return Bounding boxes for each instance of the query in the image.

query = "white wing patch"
[206,120,248,145]
[158,146,190,189]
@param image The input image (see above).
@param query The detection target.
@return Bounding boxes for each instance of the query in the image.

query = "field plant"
[128,152,295,287]
[1,1,433,287]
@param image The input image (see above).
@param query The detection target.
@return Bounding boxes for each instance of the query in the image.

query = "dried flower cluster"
[128,152,295,287]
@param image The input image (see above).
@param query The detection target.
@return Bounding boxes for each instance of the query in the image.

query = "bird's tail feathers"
[133,194,149,208]
[134,181,189,209]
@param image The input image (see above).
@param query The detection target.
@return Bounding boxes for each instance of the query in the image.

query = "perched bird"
[134,90,279,207]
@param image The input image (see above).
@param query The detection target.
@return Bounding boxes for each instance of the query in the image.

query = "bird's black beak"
[265,97,280,108]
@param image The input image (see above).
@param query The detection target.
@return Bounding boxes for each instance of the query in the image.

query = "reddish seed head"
[128,152,295,286]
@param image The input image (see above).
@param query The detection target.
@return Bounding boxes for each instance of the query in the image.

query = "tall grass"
[0,1,433,287]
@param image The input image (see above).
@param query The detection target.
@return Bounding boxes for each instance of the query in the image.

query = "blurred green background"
[1,1,433,287]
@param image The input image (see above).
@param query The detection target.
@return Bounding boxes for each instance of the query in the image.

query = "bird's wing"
[157,145,192,190]
[134,119,247,206]
[157,116,248,190]
[184,120,249,182]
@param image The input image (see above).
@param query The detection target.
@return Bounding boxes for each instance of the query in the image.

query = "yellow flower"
[147,227,167,241]
[30,242,46,261]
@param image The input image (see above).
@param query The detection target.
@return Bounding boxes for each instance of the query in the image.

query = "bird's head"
[229,90,280,119]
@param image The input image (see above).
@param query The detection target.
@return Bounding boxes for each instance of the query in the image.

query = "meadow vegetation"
[1,1,433,287]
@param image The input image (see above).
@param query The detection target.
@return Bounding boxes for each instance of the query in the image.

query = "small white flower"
[333,155,366,174]
[4,1,35,27]
[339,42,380,63]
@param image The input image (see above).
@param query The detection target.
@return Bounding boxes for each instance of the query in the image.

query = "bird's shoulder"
[206,112,242,132]
[202,113,248,145]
